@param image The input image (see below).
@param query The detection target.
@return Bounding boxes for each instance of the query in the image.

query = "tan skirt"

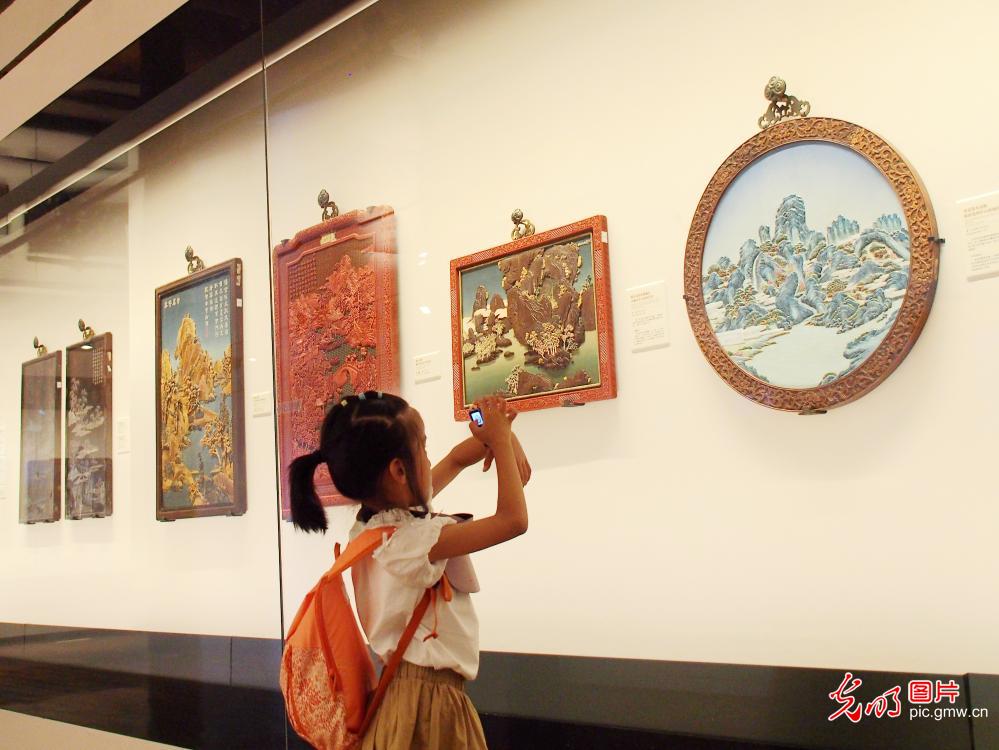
[360,661,488,750]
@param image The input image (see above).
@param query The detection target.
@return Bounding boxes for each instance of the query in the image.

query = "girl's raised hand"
[481,409,531,485]
[468,395,512,448]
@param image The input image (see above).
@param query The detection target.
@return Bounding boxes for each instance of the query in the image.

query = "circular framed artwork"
[684,117,939,412]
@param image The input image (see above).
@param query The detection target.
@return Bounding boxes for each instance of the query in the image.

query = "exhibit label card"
[958,190,999,281]
[414,351,441,384]
[627,280,670,352]
[116,418,130,454]
[251,392,274,417]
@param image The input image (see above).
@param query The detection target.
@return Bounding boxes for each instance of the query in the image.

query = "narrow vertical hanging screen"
[66,333,113,519]
[20,351,62,524]
[272,205,399,518]
[155,260,246,520]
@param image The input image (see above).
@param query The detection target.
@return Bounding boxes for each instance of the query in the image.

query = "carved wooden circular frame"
[683,117,938,412]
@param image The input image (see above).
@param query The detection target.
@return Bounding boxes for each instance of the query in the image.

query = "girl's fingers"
[485,397,503,417]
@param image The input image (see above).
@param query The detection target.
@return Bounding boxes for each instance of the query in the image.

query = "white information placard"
[958,190,999,280]
[116,418,130,454]
[627,281,670,353]
[414,351,442,384]
[252,391,274,417]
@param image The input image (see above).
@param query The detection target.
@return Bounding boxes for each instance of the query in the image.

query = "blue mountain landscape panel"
[702,142,909,389]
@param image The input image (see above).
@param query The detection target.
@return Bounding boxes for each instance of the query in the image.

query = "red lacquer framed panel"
[450,215,616,420]
[273,206,399,518]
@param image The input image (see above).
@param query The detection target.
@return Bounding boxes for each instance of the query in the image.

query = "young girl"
[288,391,529,750]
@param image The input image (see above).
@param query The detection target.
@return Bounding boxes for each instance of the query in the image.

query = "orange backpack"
[280,526,452,749]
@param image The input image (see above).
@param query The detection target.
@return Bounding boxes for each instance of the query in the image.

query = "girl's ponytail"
[288,450,327,533]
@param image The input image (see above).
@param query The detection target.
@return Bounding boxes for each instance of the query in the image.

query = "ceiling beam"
[186,0,258,22]
[70,76,142,98]
[25,112,108,137]
[41,98,127,122]
[0,0,365,230]
[0,127,90,161]
[0,0,93,80]
[61,87,142,111]
[0,0,187,142]
[0,154,55,167]
[0,0,79,68]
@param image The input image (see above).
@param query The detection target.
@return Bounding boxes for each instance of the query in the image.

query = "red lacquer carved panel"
[273,206,399,517]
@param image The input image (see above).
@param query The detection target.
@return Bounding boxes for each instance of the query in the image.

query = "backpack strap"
[358,585,434,738]
[325,526,396,580]
[285,528,397,652]
[325,523,452,738]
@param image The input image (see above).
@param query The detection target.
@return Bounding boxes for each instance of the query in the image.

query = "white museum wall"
[267,0,999,674]
[1,0,996,676]
[0,78,283,638]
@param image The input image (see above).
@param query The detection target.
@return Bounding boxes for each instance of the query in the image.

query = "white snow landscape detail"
[702,143,909,389]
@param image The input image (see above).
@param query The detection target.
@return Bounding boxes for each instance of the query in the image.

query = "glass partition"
[0,19,288,745]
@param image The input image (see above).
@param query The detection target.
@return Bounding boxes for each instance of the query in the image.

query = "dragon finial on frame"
[510,209,535,240]
[318,189,339,221]
[33,336,47,356]
[758,77,810,130]
[78,319,95,341]
[185,245,205,274]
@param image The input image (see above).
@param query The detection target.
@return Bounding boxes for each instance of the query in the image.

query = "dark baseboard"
[1,622,995,750]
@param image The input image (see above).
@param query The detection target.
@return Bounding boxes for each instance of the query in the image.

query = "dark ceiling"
[0,0,349,230]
